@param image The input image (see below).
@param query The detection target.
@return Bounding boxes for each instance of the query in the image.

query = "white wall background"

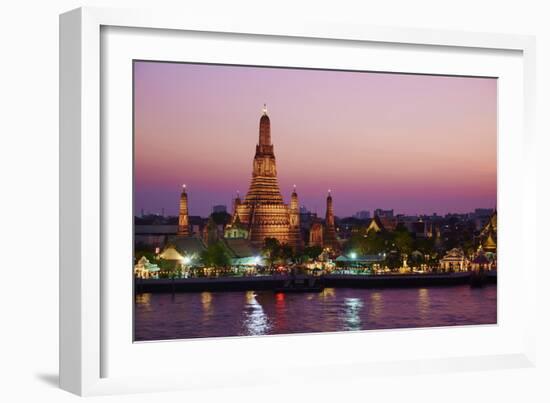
[1,0,548,401]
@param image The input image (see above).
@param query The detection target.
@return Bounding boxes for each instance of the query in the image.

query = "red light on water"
[276,292,285,302]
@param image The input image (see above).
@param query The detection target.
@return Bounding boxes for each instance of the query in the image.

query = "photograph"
[133,61,498,341]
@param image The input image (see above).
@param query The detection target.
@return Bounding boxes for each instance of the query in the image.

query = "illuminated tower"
[288,185,303,251]
[231,191,242,224]
[236,105,290,248]
[244,104,283,202]
[177,184,190,236]
[323,189,339,251]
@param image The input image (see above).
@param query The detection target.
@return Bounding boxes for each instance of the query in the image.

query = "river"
[134,284,496,341]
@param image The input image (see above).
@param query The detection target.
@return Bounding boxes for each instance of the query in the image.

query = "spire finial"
[262,103,267,115]
[328,188,331,195]
[182,184,187,190]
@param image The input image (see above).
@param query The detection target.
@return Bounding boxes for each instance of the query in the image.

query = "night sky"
[134,61,497,218]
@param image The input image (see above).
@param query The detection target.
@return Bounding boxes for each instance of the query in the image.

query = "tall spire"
[178,184,190,236]
[232,190,242,225]
[258,104,271,147]
[291,186,299,210]
[240,108,288,248]
[288,185,303,251]
[325,190,334,227]
[324,189,338,251]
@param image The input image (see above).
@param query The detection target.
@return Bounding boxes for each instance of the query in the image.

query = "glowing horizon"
[134,61,497,218]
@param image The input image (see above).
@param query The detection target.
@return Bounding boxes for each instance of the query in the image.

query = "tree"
[409,251,424,268]
[157,258,179,279]
[279,243,295,263]
[200,241,231,268]
[414,237,435,255]
[211,211,232,226]
[385,251,401,271]
[262,237,281,268]
[302,245,323,260]
[393,228,414,255]
[364,231,386,254]
[344,234,367,256]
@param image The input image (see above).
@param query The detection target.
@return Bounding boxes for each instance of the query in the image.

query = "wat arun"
[179,105,339,252]
[232,105,303,250]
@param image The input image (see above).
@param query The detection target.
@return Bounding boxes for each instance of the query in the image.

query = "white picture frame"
[60,6,537,396]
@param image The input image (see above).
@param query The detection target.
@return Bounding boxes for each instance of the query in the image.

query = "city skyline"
[134,61,497,217]
[136,203,494,220]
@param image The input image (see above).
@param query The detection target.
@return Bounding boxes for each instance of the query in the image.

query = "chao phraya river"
[135,284,496,341]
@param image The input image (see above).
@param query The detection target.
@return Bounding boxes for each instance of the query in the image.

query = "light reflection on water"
[242,291,270,336]
[418,288,430,321]
[344,298,363,330]
[134,285,496,341]
[201,292,213,314]
[366,291,383,322]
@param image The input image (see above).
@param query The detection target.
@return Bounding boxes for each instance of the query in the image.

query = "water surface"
[135,285,496,341]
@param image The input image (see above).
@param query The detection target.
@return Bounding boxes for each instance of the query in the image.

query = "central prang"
[233,105,299,250]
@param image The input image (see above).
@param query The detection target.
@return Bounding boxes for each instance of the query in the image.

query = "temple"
[173,106,342,253]
[177,184,190,236]
[323,190,339,250]
[233,105,297,249]
[478,210,497,253]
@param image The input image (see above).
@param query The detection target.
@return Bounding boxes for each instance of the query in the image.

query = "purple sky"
[134,61,497,218]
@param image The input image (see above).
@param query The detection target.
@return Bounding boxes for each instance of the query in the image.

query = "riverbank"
[135,271,496,293]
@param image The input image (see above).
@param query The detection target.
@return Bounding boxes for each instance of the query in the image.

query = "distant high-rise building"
[374,208,394,218]
[212,205,227,214]
[354,210,371,220]
[474,208,494,217]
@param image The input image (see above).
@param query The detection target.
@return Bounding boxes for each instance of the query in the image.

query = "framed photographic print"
[132,61,498,341]
[60,7,537,396]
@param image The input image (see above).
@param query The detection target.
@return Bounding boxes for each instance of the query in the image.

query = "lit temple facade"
[478,210,497,253]
[177,185,189,236]
[323,190,339,250]
[232,105,299,249]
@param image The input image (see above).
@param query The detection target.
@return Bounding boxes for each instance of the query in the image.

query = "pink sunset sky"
[134,61,497,218]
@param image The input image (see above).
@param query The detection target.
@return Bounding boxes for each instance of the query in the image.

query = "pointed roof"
[366,215,385,233]
[232,214,245,229]
[483,233,497,252]
[222,238,258,259]
[159,246,183,261]
[480,211,497,236]
[163,236,207,259]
